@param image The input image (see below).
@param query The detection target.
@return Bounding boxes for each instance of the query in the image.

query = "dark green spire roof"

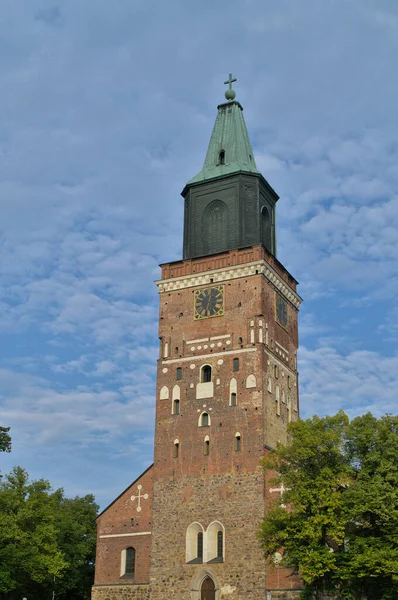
[188,98,260,185]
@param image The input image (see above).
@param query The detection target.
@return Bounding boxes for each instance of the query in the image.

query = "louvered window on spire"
[218,150,225,165]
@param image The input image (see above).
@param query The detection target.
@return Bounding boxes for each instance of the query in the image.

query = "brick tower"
[93,77,303,600]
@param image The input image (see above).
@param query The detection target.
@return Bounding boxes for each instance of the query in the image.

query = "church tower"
[93,77,303,600]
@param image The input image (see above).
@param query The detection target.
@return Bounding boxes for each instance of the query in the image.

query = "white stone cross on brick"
[130,484,149,513]
[269,483,290,508]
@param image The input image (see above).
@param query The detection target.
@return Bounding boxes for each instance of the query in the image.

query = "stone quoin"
[92,76,303,600]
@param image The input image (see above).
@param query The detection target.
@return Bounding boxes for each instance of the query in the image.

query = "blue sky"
[1,0,398,509]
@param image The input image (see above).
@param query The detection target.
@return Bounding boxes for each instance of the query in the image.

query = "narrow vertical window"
[235,434,241,452]
[197,532,203,560]
[200,412,209,427]
[274,365,279,379]
[267,377,272,393]
[176,367,182,380]
[233,358,239,372]
[276,385,280,416]
[204,439,210,456]
[287,398,292,423]
[201,365,212,383]
[217,531,223,559]
[173,399,180,415]
[125,547,135,577]
[218,150,225,165]
[229,377,237,406]
[173,441,179,458]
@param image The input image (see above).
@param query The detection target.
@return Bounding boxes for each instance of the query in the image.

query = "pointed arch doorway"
[201,576,215,600]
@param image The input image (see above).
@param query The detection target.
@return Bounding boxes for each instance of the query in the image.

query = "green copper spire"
[188,74,260,185]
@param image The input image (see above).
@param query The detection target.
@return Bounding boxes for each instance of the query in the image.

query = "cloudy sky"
[1,0,397,509]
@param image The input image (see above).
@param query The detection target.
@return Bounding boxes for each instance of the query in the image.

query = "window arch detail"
[160,386,169,400]
[199,412,210,427]
[201,365,212,383]
[186,522,205,563]
[246,374,256,389]
[206,521,225,563]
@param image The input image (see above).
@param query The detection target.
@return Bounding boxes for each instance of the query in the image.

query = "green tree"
[51,491,99,600]
[0,467,66,599]
[0,427,11,453]
[259,411,398,600]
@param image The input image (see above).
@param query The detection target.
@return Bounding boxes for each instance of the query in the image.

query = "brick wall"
[94,466,153,586]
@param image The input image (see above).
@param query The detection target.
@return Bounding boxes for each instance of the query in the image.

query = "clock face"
[194,286,224,320]
[275,293,288,328]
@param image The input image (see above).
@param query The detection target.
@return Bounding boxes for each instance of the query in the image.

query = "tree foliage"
[0,467,98,600]
[0,427,11,453]
[259,411,398,600]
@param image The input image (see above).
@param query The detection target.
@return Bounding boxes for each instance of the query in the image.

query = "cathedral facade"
[92,79,303,600]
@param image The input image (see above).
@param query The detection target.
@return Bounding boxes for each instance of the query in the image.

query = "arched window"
[233,358,239,372]
[121,547,135,578]
[274,365,279,379]
[203,200,228,255]
[173,399,180,415]
[261,205,272,252]
[267,377,272,392]
[201,365,212,383]
[229,378,237,406]
[199,412,210,427]
[197,531,203,560]
[218,149,225,165]
[204,437,210,456]
[235,433,241,452]
[173,440,179,458]
[282,390,285,404]
[217,531,223,559]
[276,385,281,416]
[186,523,204,563]
[206,521,225,563]
[176,367,182,380]
[287,397,292,423]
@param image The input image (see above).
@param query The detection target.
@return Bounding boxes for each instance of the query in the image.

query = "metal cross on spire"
[224,73,237,101]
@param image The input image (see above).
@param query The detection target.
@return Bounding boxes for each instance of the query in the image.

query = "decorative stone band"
[99,532,152,539]
[156,259,302,308]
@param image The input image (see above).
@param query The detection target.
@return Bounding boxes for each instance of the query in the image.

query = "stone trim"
[99,532,151,539]
[264,349,297,377]
[156,260,302,308]
[162,347,257,365]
